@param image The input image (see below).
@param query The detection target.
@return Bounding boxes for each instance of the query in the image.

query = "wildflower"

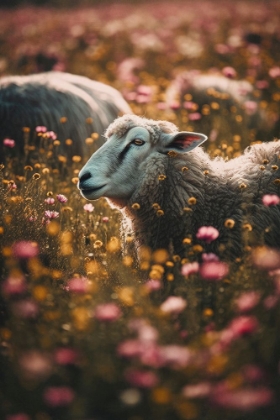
[251,246,280,270]
[242,364,266,383]
[19,351,53,380]
[3,138,15,148]
[182,382,212,398]
[199,261,229,280]
[56,194,68,203]
[44,197,55,205]
[95,303,122,321]
[117,339,143,358]
[159,345,191,368]
[262,194,280,206]
[2,275,26,296]
[201,253,219,262]
[188,112,202,121]
[119,389,142,405]
[160,296,187,314]
[125,369,159,388]
[43,386,75,407]
[45,130,57,140]
[44,210,59,219]
[145,279,162,291]
[229,315,259,337]
[83,203,94,212]
[181,262,199,276]
[196,226,219,243]
[12,299,39,318]
[35,126,47,133]
[211,384,273,411]
[54,348,79,365]
[6,414,31,420]
[67,277,89,293]
[12,241,39,259]
[102,216,109,222]
[235,291,261,313]
[269,66,280,78]
[222,66,237,78]
[244,100,258,115]
[263,295,278,309]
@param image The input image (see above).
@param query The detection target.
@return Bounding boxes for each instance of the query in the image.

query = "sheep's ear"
[163,131,208,154]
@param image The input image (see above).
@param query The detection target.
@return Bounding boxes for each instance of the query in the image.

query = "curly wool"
[105,114,178,144]
[122,140,280,258]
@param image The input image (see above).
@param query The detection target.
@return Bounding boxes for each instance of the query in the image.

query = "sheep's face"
[78,124,207,206]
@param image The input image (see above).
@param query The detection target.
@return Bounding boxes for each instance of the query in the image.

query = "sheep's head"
[78,115,207,207]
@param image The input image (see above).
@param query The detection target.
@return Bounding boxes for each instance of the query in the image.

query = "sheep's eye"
[132,138,145,146]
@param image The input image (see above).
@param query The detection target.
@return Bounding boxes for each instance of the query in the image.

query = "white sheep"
[0,71,132,158]
[78,114,280,259]
[165,70,278,145]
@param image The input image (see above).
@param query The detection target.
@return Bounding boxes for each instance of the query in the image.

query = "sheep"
[165,70,278,148]
[0,71,132,159]
[78,114,280,259]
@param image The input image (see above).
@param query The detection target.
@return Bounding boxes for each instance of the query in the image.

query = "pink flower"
[269,66,280,78]
[6,414,31,420]
[2,276,26,296]
[56,194,68,203]
[242,364,266,383]
[222,66,237,78]
[67,277,89,293]
[54,348,79,365]
[181,262,199,277]
[19,351,53,380]
[211,385,273,411]
[144,279,162,291]
[251,246,280,270]
[196,226,219,243]
[229,316,259,337]
[44,197,55,205]
[44,210,59,219]
[244,100,258,115]
[169,100,180,110]
[235,291,260,313]
[137,85,152,96]
[117,339,143,358]
[188,112,202,121]
[12,299,39,318]
[263,295,278,309]
[182,382,212,399]
[262,194,280,206]
[43,386,75,407]
[199,261,229,280]
[202,253,219,262]
[157,102,167,110]
[12,241,39,258]
[102,216,109,222]
[95,303,122,321]
[3,138,15,148]
[45,131,57,140]
[83,203,94,212]
[183,101,196,110]
[256,80,269,89]
[125,369,159,388]
[159,345,191,368]
[36,126,47,133]
[160,296,187,314]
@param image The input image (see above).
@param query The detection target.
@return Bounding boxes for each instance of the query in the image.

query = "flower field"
[1,1,280,419]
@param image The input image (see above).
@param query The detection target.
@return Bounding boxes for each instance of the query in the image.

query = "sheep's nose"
[79,171,91,182]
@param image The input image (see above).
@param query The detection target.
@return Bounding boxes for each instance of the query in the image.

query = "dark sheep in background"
[0,71,132,160]
[165,70,279,149]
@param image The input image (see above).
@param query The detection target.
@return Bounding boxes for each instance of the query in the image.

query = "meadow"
[1,1,280,419]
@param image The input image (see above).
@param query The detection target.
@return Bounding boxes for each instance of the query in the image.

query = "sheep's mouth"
[79,184,107,198]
